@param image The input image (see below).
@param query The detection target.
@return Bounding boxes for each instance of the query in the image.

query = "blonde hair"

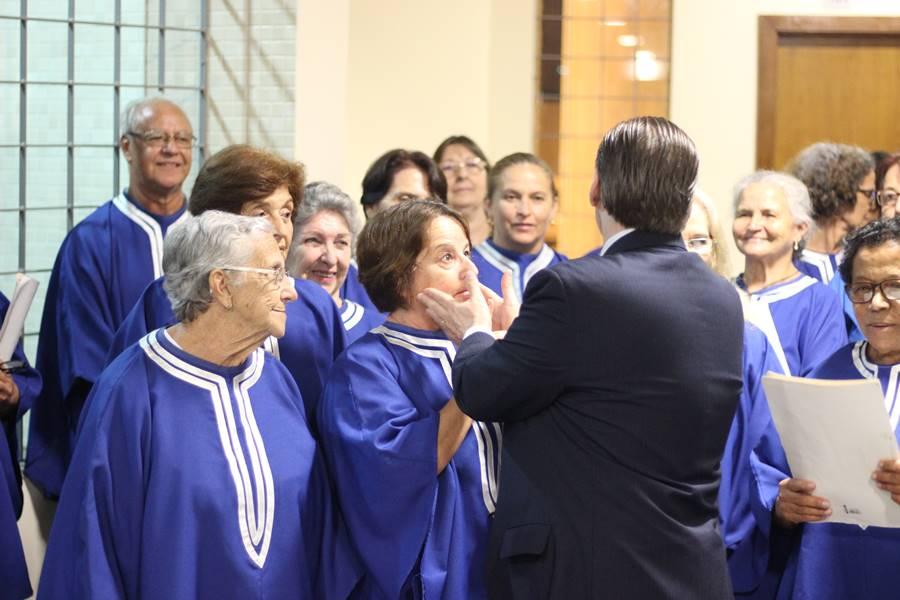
[691,188,729,277]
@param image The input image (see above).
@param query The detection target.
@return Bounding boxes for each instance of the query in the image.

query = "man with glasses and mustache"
[27,97,194,500]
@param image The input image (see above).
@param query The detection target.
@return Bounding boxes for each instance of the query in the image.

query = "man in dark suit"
[419,116,744,599]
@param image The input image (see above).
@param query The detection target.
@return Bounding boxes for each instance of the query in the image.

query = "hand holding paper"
[763,373,900,529]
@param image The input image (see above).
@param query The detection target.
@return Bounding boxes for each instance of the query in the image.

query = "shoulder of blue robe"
[278,278,347,429]
[26,199,163,499]
[105,276,174,366]
[795,280,848,376]
[42,334,362,599]
[341,300,386,345]
[318,333,444,599]
[827,273,864,342]
[341,262,380,314]
[720,323,785,592]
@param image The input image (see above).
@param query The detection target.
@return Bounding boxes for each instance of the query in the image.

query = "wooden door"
[757,16,900,170]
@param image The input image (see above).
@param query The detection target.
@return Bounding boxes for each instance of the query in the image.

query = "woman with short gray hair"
[731,170,846,376]
[40,210,362,599]
[288,181,384,343]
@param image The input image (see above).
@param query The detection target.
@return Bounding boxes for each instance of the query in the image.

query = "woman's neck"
[805,220,845,254]
[459,206,490,247]
[742,256,799,293]
[167,314,264,367]
[866,344,900,367]
[388,306,439,332]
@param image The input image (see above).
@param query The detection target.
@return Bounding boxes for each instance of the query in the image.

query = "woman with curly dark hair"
[788,142,876,284]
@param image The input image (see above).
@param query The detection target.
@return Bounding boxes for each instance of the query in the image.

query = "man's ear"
[120,135,134,165]
[589,176,601,209]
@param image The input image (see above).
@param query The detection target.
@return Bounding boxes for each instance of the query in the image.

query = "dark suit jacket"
[454,231,744,599]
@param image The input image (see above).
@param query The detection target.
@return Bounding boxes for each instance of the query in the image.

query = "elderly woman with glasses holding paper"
[749,217,900,599]
[40,211,361,599]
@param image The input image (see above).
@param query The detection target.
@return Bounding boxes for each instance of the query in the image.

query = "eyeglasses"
[685,236,713,255]
[439,159,485,176]
[220,266,287,287]
[858,188,877,202]
[846,279,900,304]
[877,190,899,209]
[127,129,196,149]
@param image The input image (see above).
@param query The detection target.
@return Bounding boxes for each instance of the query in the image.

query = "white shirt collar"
[599,228,636,256]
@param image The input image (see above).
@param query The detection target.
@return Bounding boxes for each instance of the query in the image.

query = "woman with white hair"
[39,212,361,599]
[287,182,385,343]
[732,170,847,377]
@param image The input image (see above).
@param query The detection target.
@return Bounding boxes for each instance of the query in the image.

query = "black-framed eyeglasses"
[220,265,288,287]
[439,159,485,175]
[846,279,900,304]
[858,188,877,202]
[877,190,899,208]
[127,129,197,149]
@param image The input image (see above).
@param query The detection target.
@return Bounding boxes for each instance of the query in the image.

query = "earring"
[792,241,800,252]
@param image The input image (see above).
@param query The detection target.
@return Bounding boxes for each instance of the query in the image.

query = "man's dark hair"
[840,217,900,285]
[357,200,469,313]
[595,116,697,235]
[360,149,447,207]
[189,144,304,218]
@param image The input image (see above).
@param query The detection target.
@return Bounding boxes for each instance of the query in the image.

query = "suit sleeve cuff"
[463,325,493,340]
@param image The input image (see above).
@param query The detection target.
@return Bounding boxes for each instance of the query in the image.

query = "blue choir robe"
[341,261,380,314]
[750,341,900,599]
[471,239,567,300]
[735,274,847,377]
[827,273,864,342]
[26,190,188,499]
[339,299,385,345]
[719,323,784,597]
[106,276,346,432]
[318,322,501,599]
[39,328,361,599]
[0,292,41,600]
[796,249,840,284]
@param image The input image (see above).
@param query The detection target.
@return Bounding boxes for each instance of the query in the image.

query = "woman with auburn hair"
[107,144,346,430]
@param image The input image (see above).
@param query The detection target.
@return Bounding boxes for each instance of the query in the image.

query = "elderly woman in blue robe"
[39,211,360,599]
[318,201,501,599]
[752,217,900,599]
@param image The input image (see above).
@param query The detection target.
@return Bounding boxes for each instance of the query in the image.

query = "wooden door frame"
[757,15,900,169]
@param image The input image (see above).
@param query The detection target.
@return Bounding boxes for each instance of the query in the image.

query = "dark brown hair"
[433,135,491,170]
[360,149,447,207]
[876,153,900,192]
[840,217,900,285]
[357,200,470,313]
[189,144,305,217]
[788,142,874,222]
[595,117,697,235]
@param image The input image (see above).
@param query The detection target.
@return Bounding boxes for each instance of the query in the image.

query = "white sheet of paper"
[0,273,39,363]
[763,373,900,529]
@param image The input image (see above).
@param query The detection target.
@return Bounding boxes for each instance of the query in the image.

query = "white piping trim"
[112,192,188,279]
[799,249,836,283]
[139,331,275,568]
[341,300,365,331]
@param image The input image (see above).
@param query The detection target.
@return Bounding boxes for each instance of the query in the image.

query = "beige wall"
[670,0,900,275]
[296,0,538,202]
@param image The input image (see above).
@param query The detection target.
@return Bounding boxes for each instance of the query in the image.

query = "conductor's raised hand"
[419,270,491,344]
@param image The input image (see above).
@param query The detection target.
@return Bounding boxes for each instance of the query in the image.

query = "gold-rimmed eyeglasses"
[220,266,287,287]
[439,159,485,176]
